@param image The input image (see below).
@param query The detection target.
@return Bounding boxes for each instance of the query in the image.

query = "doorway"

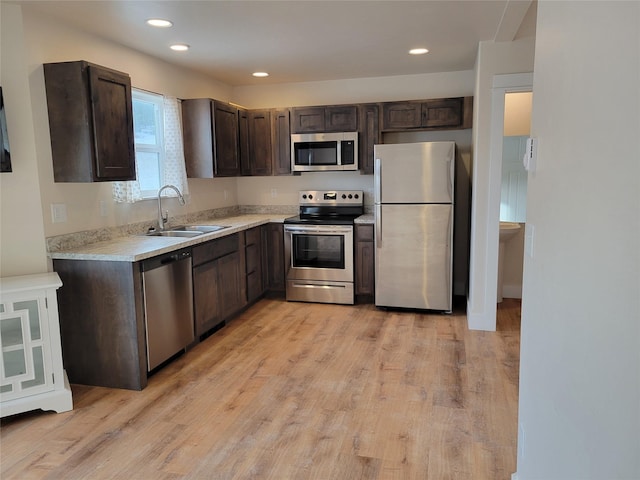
[498,92,531,304]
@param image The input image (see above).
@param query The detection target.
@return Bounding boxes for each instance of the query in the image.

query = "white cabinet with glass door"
[0,272,72,417]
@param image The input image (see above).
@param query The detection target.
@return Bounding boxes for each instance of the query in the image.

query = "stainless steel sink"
[144,225,230,237]
[146,230,203,238]
[177,225,230,233]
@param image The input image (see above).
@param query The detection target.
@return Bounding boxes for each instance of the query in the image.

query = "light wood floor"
[1,298,521,480]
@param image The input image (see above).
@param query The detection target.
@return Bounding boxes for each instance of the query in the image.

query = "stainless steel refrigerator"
[374,141,455,311]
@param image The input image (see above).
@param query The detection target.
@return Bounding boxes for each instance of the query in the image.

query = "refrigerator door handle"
[374,157,381,204]
[375,204,382,248]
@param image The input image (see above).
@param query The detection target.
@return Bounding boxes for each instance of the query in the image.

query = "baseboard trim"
[502,284,522,299]
[466,299,496,331]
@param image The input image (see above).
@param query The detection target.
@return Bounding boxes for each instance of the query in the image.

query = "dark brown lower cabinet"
[355,224,375,301]
[262,223,285,293]
[244,227,265,303]
[53,259,147,390]
[192,233,246,337]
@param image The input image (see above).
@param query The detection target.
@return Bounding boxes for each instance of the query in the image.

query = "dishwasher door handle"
[160,254,180,265]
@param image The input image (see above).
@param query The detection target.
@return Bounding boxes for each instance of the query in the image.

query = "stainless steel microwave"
[291,132,358,172]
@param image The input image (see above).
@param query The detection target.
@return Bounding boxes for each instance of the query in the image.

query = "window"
[133,89,164,197]
[112,89,189,203]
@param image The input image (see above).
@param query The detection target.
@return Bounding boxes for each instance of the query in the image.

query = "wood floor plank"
[1,298,521,479]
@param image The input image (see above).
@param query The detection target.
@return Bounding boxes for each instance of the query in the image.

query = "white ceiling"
[20,0,536,87]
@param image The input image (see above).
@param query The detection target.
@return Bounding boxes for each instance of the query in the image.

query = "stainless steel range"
[284,190,364,305]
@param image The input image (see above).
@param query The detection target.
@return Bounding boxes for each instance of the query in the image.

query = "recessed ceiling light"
[170,44,190,52]
[409,48,429,55]
[146,18,173,28]
[252,72,269,78]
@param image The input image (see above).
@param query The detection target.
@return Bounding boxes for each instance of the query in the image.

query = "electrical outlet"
[271,189,278,198]
[99,200,108,217]
[51,203,67,223]
[224,190,228,200]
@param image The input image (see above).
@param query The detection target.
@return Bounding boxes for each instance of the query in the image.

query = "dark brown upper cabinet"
[247,110,273,176]
[43,61,135,182]
[358,104,381,175]
[182,99,240,178]
[271,109,291,175]
[241,108,291,176]
[381,97,472,131]
[291,105,358,133]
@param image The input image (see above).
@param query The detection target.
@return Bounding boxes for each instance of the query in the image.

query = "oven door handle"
[284,225,352,234]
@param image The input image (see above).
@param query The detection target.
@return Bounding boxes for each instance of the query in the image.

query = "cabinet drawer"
[356,224,374,242]
[245,227,261,246]
[193,234,238,265]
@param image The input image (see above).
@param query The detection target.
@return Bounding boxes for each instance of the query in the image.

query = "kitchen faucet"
[157,184,186,230]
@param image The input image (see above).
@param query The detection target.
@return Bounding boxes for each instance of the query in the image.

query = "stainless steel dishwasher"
[141,248,195,371]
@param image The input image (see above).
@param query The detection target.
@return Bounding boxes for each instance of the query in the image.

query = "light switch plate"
[51,203,67,223]
[523,137,537,172]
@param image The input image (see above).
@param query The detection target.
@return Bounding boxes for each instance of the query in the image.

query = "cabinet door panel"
[217,252,244,320]
[356,241,375,296]
[246,243,260,274]
[355,225,375,297]
[325,106,358,131]
[248,110,273,176]
[382,102,422,129]
[88,66,135,180]
[421,98,463,128]
[247,271,262,303]
[238,109,251,176]
[291,107,325,133]
[182,99,215,178]
[213,101,240,177]
[358,104,380,174]
[262,224,285,292]
[272,109,291,175]
[193,261,221,336]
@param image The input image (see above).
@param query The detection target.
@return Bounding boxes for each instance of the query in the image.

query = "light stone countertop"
[354,214,374,224]
[48,214,292,263]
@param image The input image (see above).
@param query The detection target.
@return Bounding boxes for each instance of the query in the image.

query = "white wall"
[232,71,475,109]
[467,37,535,330]
[515,2,640,478]
[0,4,49,277]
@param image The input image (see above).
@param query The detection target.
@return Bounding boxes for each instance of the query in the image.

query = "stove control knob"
[342,194,347,199]
[302,194,307,199]
[308,194,313,200]
[354,194,359,199]
[348,194,353,199]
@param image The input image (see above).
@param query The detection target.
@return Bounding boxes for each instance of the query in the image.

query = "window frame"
[131,88,165,199]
